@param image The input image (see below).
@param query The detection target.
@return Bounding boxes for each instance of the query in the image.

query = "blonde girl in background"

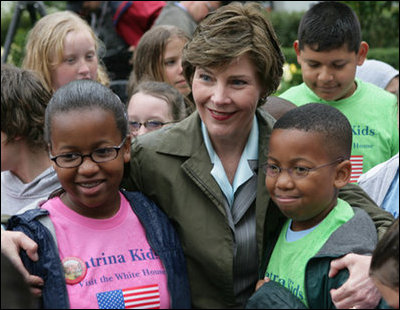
[22,10,109,93]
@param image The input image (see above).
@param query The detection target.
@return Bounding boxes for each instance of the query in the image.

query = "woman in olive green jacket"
[122,3,393,308]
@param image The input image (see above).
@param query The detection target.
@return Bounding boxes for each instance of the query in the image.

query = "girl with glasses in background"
[127,81,188,137]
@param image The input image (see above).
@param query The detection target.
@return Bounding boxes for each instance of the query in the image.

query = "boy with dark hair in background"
[279,1,398,183]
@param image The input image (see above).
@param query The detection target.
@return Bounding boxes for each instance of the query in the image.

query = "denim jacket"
[7,190,191,309]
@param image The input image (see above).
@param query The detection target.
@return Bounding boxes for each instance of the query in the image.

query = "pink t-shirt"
[41,192,170,309]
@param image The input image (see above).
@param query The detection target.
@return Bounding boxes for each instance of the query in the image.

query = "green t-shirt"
[265,198,354,307]
[280,78,399,183]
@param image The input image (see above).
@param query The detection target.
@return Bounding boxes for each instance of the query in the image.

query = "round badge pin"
[62,256,87,285]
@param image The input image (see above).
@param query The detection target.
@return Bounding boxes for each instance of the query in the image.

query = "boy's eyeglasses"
[264,158,344,180]
[49,137,127,168]
[129,120,176,133]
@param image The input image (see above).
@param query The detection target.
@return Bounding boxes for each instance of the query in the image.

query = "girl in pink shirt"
[7,79,190,309]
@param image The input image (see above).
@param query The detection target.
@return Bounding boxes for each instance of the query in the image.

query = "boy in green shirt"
[279,1,399,182]
[246,103,378,309]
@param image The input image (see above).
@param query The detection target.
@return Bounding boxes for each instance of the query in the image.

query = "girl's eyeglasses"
[49,137,127,168]
[129,120,177,133]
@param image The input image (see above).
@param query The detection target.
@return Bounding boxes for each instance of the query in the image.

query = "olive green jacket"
[121,109,393,308]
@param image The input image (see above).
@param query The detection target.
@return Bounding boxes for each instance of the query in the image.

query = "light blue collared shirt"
[201,116,259,207]
[381,168,399,218]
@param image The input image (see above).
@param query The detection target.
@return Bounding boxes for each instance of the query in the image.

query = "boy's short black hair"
[298,1,361,53]
[273,103,352,160]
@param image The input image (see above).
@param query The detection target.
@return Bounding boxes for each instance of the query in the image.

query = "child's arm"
[1,230,43,296]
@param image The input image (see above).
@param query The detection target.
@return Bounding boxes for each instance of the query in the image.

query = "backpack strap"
[14,199,59,252]
[37,214,59,252]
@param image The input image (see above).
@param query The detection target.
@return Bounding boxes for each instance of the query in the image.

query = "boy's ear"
[334,159,352,188]
[356,41,369,66]
[293,40,300,55]
[123,136,131,163]
[293,40,302,66]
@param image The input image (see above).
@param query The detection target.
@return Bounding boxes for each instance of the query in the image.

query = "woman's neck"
[212,134,249,184]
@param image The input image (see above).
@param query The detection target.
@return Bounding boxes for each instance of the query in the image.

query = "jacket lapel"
[254,109,276,260]
[155,112,227,215]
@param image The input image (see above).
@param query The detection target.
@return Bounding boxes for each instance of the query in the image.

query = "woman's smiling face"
[191,53,262,144]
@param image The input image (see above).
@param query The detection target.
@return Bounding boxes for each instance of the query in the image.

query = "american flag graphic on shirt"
[97,284,161,309]
[350,155,364,183]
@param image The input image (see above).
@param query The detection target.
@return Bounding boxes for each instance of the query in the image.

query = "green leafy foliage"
[265,10,303,48]
[342,1,399,48]
[367,47,399,70]
[1,1,66,66]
